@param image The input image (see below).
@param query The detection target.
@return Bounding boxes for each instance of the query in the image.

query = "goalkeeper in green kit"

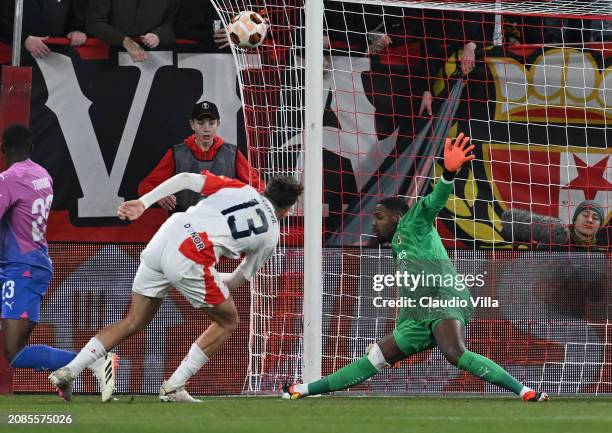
[284,133,549,402]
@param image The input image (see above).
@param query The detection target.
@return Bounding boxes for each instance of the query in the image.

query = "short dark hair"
[377,197,409,215]
[1,124,33,154]
[264,175,304,209]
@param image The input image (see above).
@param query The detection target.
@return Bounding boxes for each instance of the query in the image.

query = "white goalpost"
[303,0,325,385]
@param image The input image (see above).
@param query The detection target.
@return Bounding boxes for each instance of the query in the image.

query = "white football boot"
[91,352,119,402]
[159,380,202,403]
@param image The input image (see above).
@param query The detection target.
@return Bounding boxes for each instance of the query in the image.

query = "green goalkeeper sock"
[457,350,524,395]
[307,355,379,396]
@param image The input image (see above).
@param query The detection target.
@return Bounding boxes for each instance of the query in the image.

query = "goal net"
[210,0,612,395]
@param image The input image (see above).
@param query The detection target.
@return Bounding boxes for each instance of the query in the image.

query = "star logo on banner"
[563,154,612,200]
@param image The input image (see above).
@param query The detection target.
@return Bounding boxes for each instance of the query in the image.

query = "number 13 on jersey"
[221,199,269,240]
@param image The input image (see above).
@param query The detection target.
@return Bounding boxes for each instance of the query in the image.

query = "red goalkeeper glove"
[444,132,475,173]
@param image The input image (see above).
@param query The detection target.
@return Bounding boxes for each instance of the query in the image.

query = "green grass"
[1,395,612,433]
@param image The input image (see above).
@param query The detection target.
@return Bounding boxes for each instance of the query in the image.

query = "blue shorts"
[1,265,51,323]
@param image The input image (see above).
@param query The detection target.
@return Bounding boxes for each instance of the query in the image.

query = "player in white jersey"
[49,170,303,402]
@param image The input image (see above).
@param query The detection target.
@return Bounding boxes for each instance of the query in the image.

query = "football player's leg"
[433,319,548,402]
[197,295,240,355]
[65,292,162,377]
[3,318,75,370]
[82,258,168,371]
[97,293,163,350]
[2,277,76,371]
[286,332,408,398]
[165,258,235,388]
[50,259,167,400]
[2,317,33,362]
[165,296,239,389]
[50,292,162,401]
[62,256,169,402]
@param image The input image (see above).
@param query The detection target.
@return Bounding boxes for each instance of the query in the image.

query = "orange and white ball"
[227,11,267,49]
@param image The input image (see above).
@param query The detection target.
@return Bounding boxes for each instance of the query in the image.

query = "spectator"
[0,0,88,59]
[418,10,493,116]
[324,3,492,115]
[320,3,492,149]
[570,200,607,250]
[138,100,262,213]
[174,0,230,49]
[501,200,608,252]
[86,0,178,63]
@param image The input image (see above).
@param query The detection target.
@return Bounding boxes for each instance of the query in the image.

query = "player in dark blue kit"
[0,124,116,401]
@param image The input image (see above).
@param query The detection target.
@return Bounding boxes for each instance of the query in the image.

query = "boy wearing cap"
[138,100,262,213]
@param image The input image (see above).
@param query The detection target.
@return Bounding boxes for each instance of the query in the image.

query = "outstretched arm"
[118,172,205,220]
[420,133,475,223]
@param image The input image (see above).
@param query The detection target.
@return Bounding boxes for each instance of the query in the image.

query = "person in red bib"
[138,100,263,213]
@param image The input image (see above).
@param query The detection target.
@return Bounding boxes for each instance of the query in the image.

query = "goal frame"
[303,0,324,384]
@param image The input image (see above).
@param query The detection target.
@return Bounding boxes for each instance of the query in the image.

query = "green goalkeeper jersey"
[391,177,473,322]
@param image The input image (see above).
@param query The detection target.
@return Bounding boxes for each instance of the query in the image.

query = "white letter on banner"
[177,53,242,145]
[322,56,397,190]
[487,57,527,119]
[36,51,173,217]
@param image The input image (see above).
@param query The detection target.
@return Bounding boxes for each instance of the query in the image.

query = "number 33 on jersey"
[0,159,54,272]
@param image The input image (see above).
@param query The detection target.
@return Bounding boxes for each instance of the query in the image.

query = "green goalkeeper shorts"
[392,317,468,357]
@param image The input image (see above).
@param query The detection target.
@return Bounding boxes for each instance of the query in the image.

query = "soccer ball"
[227,11,267,49]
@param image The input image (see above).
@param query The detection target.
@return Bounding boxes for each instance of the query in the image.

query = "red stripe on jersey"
[178,231,217,266]
[178,231,225,306]
[200,170,246,196]
[203,263,225,306]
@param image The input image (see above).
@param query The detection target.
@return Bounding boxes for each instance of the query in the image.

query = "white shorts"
[132,223,230,308]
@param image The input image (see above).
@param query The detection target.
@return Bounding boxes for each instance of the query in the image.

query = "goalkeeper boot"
[159,380,202,403]
[49,368,74,402]
[282,383,304,400]
[523,390,550,402]
[91,352,119,402]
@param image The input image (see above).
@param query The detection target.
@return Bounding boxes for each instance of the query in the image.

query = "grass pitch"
[1,395,612,433]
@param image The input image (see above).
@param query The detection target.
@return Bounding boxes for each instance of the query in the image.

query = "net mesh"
[208,0,307,393]
[208,0,612,395]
